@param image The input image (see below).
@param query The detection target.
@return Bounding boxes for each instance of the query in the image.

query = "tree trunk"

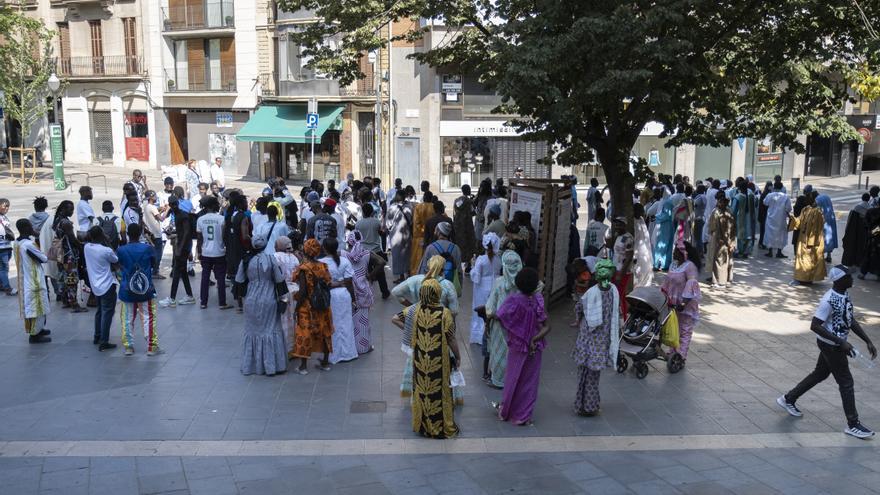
[598,146,636,231]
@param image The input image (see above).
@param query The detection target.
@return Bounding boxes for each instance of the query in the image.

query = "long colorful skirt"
[353,306,372,354]
[575,366,601,414]
[487,321,508,388]
[498,348,542,425]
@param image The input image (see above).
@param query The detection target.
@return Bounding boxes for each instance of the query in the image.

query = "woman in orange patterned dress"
[291,239,334,374]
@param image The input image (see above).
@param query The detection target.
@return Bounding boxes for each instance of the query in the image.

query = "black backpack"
[98,215,120,249]
[300,270,332,310]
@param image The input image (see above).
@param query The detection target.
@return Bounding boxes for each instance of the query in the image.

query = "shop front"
[439,120,549,192]
[571,122,676,184]
[237,103,345,183]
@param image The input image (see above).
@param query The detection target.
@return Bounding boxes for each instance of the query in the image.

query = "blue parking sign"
[306,112,319,129]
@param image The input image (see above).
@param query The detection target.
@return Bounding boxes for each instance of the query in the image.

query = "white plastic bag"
[450,370,466,388]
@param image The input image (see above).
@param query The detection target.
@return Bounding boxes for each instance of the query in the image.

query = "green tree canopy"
[0,3,56,150]
[279,0,880,219]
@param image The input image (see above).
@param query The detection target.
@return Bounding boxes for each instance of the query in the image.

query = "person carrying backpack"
[97,201,123,250]
[116,223,163,356]
[418,222,462,295]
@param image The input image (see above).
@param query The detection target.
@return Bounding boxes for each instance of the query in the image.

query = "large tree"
[280,0,880,221]
[0,3,56,163]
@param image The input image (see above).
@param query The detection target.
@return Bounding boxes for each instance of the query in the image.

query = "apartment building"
[2,0,152,168]
[146,0,259,176]
[236,4,381,184]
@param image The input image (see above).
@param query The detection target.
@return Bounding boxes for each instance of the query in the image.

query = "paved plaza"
[0,167,879,494]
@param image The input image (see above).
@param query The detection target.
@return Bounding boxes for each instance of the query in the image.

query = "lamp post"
[47,72,66,190]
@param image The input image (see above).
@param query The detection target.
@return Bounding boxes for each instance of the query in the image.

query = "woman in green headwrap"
[572,258,620,416]
[484,251,524,388]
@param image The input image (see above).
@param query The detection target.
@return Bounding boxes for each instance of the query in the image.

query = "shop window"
[124,112,149,161]
[440,137,550,191]
[285,131,341,183]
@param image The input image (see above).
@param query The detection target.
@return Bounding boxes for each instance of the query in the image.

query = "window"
[284,132,341,183]
[57,23,69,75]
[122,18,138,73]
[282,31,338,81]
[89,20,103,74]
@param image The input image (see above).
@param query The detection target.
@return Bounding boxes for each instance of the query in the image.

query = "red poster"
[125,137,150,161]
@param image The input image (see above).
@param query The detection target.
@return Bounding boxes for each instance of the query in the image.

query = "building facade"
[146,0,259,177]
[5,0,153,169]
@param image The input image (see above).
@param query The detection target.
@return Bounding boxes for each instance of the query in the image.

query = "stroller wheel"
[616,355,628,374]
[667,353,685,374]
[635,362,649,379]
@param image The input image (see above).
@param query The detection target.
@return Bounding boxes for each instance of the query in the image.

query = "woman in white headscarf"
[469,233,501,345]
[485,251,524,388]
[273,236,299,352]
[236,233,288,376]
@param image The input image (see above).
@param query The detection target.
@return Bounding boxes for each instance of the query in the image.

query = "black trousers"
[370,249,390,296]
[786,340,859,427]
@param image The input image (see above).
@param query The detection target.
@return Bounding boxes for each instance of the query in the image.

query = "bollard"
[867,176,870,190]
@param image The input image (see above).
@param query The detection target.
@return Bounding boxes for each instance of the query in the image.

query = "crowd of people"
[3,165,879,439]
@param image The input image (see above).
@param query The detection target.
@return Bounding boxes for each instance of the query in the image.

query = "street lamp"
[47,73,61,124]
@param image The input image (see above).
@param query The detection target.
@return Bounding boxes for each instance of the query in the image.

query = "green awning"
[236,104,344,144]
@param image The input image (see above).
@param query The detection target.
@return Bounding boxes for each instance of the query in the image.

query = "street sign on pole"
[308,98,317,181]
[50,124,66,190]
[306,112,319,129]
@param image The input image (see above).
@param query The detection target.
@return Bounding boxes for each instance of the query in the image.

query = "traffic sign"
[306,112,319,129]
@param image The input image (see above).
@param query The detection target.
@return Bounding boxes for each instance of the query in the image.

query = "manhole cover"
[350,401,387,413]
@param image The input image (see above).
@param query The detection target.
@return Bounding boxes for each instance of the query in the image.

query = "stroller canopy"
[626,286,670,321]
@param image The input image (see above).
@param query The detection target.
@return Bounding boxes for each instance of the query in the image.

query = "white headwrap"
[482,232,500,252]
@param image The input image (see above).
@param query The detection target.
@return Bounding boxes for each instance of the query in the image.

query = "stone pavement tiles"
[3,447,880,494]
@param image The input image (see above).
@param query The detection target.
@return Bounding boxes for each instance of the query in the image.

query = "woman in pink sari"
[493,267,551,425]
[660,240,702,362]
[342,231,385,354]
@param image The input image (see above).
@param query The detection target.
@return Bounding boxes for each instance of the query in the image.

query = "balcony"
[261,73,377,100]
[162,0,235,33]
[165,66,236,93]
[55,56,143,78]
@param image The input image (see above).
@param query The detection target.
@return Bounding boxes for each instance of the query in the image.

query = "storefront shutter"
[494,138,549,179]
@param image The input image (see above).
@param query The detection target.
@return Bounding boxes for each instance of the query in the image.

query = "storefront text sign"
[216,112,234,128]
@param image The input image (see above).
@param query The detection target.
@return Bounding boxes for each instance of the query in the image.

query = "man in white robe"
[14,219,51,343]
[763,184,792,258]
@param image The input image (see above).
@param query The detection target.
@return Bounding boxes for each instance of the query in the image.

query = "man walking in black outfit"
[777,265,877,438]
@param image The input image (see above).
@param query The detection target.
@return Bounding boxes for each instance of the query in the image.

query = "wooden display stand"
[7,147,39,184]
[507,178,574,304]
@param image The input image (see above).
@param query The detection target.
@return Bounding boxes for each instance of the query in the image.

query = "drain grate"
[350,401,387,413]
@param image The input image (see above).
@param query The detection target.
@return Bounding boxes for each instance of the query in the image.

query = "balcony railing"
[262,72,377,98]
[166,66,236,92]
[163,0,235,31]
[55,56,142,77]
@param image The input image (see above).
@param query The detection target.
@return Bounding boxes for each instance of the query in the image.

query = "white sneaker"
[124,347,134,356]
[178,296,196,305]
[776,395,803,417]
[158,297,176,308]
[845,423,875,439]
[146,347,165,356]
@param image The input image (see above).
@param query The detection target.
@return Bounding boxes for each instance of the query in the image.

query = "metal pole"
[310,130,315,182]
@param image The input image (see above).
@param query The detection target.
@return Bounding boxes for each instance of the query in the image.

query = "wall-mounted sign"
[441,74,462,94]
[846,114,877,143]
[216,111,233,127]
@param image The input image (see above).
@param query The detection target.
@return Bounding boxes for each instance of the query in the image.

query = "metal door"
[359,113,376,177]
[395,136,420,187]
[90,111,113,162]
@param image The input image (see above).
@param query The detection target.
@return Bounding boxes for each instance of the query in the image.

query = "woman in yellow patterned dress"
[393,278,460,438]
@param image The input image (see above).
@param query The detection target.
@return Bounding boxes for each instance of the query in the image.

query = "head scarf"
[482,232,501,253]
[275,236,292,253]
[594,258,616,289]
[303,238,322,258]
[252,233,268,251]
[425,255,446,280]
[500,251,523,292]
[437,222,452,237]
[345,230,369,263]
[418,278,443,308]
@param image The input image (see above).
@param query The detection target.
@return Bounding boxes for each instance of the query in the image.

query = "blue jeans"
[0,249,10,291]
[94,285,117,344]
[152,239,165,272]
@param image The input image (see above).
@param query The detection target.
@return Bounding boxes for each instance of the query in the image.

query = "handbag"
[275,280,289,314]
[47,236,64,263]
